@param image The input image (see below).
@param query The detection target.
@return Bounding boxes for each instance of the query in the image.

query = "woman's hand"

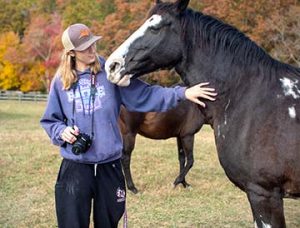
[185,82,217,107]
[60,125,80,144]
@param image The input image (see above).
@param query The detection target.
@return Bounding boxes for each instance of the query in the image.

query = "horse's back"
[119,101,205,140]
[138,100,204,139]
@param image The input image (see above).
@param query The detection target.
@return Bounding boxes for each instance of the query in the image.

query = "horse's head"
[105,0,190,86]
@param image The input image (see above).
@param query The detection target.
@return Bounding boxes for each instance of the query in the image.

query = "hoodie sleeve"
[118,79,186,112]
[40,77,67,146]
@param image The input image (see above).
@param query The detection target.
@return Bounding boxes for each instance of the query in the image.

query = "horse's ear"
[175,0,190,13]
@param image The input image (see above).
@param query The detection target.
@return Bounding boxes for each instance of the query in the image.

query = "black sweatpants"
[55,158,126,228]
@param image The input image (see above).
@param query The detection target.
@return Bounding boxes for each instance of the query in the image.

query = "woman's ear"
[69,51,75,57]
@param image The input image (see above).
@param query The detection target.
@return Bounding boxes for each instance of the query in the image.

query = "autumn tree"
[0,32,22,90]
[0,19,47,92]
[265,4,300,66]
[57,0,115,27]
[201,0,300,66]
[22,13,62,92]
[0,0,34,37]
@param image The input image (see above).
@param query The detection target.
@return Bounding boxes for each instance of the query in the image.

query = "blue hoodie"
[40,57,186,164]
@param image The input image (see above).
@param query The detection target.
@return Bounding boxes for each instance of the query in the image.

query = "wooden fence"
[0,92,48,102]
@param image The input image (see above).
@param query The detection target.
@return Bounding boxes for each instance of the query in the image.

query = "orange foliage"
[264,4,300,66]
[22,13,62,92]
[201,0,299,66]
[0,32,21,90]
[20,62,46,92]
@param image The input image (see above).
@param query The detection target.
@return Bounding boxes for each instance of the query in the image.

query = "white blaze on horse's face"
[105,14,163,85]
[279,77,300,99]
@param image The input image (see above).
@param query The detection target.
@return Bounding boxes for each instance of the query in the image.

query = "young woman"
[40,23,217,228]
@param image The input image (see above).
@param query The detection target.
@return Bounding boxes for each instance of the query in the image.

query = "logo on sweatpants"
[116,188,126,202]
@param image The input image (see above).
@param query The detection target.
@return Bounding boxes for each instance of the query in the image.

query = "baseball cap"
[62,23,102,52]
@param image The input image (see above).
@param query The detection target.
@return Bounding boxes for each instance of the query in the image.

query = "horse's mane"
[150,3,300,76]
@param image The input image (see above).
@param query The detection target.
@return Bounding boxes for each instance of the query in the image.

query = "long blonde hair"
[57,50,102,90]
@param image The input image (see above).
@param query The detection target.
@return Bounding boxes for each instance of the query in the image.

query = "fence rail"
[0,93,48,102]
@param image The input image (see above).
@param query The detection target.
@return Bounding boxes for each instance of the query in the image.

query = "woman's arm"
[40,77,67,146]
[118,79,216,112]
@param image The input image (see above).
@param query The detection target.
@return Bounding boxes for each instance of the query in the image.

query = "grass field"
[0,100,299,227]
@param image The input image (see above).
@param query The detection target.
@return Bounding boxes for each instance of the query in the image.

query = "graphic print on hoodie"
[66,78,106,113]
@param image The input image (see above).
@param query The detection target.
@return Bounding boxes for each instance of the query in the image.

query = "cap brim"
[73,35,102,51]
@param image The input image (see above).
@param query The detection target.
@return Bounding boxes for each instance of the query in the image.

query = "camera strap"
[71,72,97,139]
[90,73,96,139]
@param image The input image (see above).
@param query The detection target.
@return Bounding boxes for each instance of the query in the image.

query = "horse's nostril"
[109,62,120,73]
[107,58,125,75]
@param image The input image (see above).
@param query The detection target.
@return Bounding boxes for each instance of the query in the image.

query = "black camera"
[72,133,92,155]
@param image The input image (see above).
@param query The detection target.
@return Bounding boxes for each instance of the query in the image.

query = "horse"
[105,0,300,227]
[119,99,206,194]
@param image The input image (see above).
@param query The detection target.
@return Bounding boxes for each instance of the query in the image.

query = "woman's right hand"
[60,125,79,144]
[185,82,217,107]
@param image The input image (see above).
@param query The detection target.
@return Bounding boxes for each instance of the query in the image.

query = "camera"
[72,133,92,155]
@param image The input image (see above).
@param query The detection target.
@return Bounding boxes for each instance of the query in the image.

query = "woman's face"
[74,43,97,70]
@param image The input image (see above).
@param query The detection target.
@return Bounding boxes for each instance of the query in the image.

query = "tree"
[0,32,21,90]
[22,13,62,92]
[59,0,114,27]
[201,0,300,66]
[265,4,300,66]
[0,0,36,38]
[19,61,46,92]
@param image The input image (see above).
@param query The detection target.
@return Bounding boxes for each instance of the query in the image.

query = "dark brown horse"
[119,99,205,193]
[105,0,300,227]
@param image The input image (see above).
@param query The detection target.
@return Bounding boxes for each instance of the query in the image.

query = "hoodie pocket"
[92,121,122,161]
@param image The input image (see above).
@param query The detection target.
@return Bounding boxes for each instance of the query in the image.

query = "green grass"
[0,100,299,227]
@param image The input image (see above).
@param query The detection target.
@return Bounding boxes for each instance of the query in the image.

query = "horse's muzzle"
[105,57,133,86]
[105,57,125,83]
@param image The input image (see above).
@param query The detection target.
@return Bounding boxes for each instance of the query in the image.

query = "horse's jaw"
[116,75,132,87]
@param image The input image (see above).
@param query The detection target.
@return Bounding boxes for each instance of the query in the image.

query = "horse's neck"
[176,50,240,95]
[175,52,254,127]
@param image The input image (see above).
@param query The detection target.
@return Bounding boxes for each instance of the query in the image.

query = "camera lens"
[72,144,83,155]
[71,133,92,155]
